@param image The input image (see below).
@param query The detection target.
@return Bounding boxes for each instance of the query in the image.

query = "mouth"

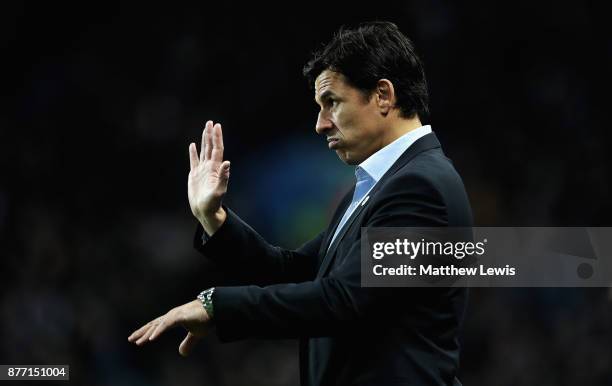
[327,137,340,149]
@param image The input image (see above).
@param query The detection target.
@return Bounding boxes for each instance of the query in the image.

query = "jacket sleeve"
[194,207,324,285]
[211,173,449,341]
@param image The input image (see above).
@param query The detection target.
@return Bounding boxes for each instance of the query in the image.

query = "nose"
[315,110,334,135]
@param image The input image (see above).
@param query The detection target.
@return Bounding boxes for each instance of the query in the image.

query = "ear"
[375,79,396,116]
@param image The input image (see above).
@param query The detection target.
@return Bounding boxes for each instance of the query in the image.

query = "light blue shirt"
[359,125,432,184]
[328,125,433,247]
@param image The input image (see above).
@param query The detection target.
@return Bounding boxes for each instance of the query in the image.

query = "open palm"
[188,121,230,228]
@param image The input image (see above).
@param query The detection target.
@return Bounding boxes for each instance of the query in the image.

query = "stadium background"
[3,2,611,385]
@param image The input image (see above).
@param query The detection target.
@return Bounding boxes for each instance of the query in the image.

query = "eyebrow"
[315,90,335,105]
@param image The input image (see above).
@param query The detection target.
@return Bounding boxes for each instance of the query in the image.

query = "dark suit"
[195,133,473,386]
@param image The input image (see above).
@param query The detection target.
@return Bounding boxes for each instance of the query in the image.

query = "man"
[129,21,472,386]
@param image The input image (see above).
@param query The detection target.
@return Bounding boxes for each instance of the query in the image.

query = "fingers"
[205,122,214,161]
[211,123,224,162]
[128,319,154,342]
[179,332,201,357]
[195,121,223,163]
[128,323,147,342]
[128,311,178,347]
[189,143,199,170]
[149,312,178,342]
[128,318,159,346]
[135,324,157,345]
[202,120,213,162]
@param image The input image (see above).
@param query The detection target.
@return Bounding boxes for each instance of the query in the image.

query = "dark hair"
[303,21,429,120]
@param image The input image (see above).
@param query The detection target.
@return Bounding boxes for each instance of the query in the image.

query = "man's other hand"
[188,120,230,235]
[128,300,212,357]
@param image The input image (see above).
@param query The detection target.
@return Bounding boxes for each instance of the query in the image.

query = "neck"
[381,116,423,146]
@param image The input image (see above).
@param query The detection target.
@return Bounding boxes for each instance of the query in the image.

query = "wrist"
[199,207,226,236]
[197,287,215,320]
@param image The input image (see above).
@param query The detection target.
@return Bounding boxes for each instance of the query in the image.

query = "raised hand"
[188,121,231,235]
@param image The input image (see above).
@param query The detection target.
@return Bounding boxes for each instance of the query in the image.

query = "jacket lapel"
[316,187,354,268]
[316,195,371,277]
[316,132,442,278]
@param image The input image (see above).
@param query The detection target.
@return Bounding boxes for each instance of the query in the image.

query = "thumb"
[217,161,231,182]
[179,332,201,357]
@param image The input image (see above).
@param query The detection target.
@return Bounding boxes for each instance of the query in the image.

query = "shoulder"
[381,148,463,195]
[371,148,473,226]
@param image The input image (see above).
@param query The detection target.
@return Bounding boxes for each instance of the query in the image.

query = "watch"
[197,287,215,319]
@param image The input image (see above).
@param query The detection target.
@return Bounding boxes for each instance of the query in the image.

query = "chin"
[336,151,360,166]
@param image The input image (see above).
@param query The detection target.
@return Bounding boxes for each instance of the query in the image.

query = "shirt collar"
[358,125,432,182]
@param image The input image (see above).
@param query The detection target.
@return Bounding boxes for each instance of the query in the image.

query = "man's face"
[314,70,385,165]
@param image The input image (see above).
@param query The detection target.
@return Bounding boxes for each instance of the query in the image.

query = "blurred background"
[3,1,611,385]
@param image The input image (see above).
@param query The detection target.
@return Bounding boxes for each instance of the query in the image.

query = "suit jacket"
[195,133,473,386]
